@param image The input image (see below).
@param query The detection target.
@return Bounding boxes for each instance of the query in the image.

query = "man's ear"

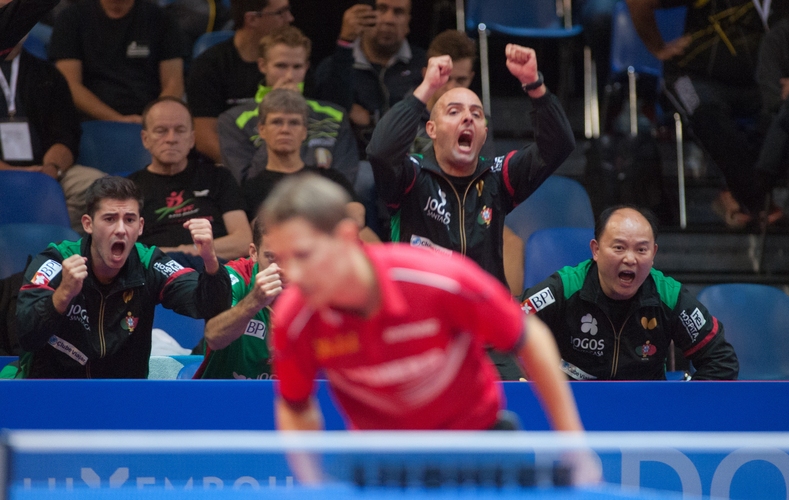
[257,57,267,75]
[138,217,144,236]
[590,239,599,262]
[425,119,437,139]
[249,243,258,261]
[334,218,360,242]
[82,214,93,235]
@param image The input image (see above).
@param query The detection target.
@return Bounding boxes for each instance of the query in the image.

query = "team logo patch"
[636,341,657,358]
[477,206,492,226]
[476,180,484,197]
[123,290,134,304]
[31,259,62,286]
[121,312,139,333]
[520,287,555,314]
[640,317,657,330]
[581,314,598,335]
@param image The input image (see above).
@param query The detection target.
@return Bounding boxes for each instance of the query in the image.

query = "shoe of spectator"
[711,191,752,229]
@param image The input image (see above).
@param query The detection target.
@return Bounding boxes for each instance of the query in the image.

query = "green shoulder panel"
[135,243,156,268]
[649,268,681,309]
[52,239,82,259]
[390,211,401,243]
[557,260,592,300]
[306,100,343,122]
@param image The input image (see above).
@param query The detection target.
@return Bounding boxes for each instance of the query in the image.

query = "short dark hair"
[85,176,144,218]
[231,0,270,30]
[258,25,311,60]
[141,96,193,130]
[427,29,477,62]
[251,215,266,249]
[258,88,309,126]
[262,174,350,233]
[595,205,659,242]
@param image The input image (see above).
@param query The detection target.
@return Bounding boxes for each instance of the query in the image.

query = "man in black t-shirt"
[186,0,293,164]
[49,0,188,123]
[128,97,252,270]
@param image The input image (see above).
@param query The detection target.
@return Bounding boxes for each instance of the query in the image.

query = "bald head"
[430,87,482,121]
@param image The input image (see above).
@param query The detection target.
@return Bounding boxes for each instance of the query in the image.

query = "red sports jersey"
[273,244,525,430]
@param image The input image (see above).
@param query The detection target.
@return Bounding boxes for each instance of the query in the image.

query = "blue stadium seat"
[0,223,80,279]
[697,284,789,380]
[523,227,594,289]
[77,121,151,174]
[153,304,205,351]
[505,175,594,247]
[0,171,71,227]
[192,30,233,59]
[22,23,52,60]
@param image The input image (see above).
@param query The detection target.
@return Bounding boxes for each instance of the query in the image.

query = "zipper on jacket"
[97,291,107,358]
[435,169,490,255]
[606,312,634,379]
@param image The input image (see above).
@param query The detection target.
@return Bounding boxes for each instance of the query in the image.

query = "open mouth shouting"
[457,129,474,153]
[618,270,636,286]
[110,241,127,264]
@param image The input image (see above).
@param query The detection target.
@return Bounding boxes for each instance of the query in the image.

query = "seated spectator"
[218,25,358,185]
[519,205,739,380]
[412,29,494,159]
[627,0,789,228]
[754,17,789,222]
[313,0,426,156]
[195,214,282,379]
[241,88,377,242]
[0,39,105,233]
[49,0,188,123]
[128,97,252,270]
[15,176,231,378]
[186,0,293,163]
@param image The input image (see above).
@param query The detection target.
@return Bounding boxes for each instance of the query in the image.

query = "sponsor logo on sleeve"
[679,308,705,342]
[31,259,62,286]
[491,156,504,173]
[48,335,88,365]
[409,235,452,256]
[243,319,267,340]
[520,287,555,314]
[153,260,185,278]
[229,274,240,286]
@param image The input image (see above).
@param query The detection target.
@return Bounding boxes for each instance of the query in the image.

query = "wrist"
[44,162,64,180]
[521,71,544,93]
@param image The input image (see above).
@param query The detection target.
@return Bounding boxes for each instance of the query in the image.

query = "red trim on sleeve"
[501,151,517,197]
[20,284,55,292]
[683,317,719,356]
[158,267,195,301]
[403,161,418,195]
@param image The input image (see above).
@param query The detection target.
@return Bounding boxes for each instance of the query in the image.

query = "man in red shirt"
[264,174,585,434]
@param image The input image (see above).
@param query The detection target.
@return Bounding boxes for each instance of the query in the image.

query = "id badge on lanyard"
[0,55,34,162]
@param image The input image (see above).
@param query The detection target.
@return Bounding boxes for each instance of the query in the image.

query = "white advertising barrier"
[2,431,788,499]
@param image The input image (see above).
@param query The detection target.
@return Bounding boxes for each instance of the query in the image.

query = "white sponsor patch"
[383,319,439,343]
[193,189,210,197]
[409,235,452,256]
[229,274,240,286]
[48,335,88,365]
[422,188,451,226]
[243,319,267,340]
[31,259,62,286]
[153,260,184,278]
[520,287,555,314]
[491,156,504,173]
[561,359,597,380]
[679,310,700,342]
[690,307,706,330]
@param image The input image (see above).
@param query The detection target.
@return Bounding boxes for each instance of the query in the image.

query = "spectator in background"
[49,0,188,123]
[0,0,58,56]
[627,0,789,228]
[313,0,426,157]
[195,214,282,379]
[0,38,104,233]
[186,0,293,164]
[519,206,739,381]
[240,88,374,244]
[128,97,252,270]
[753,17,789,221]
[218,26,358,185]
[15,176,231,378]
